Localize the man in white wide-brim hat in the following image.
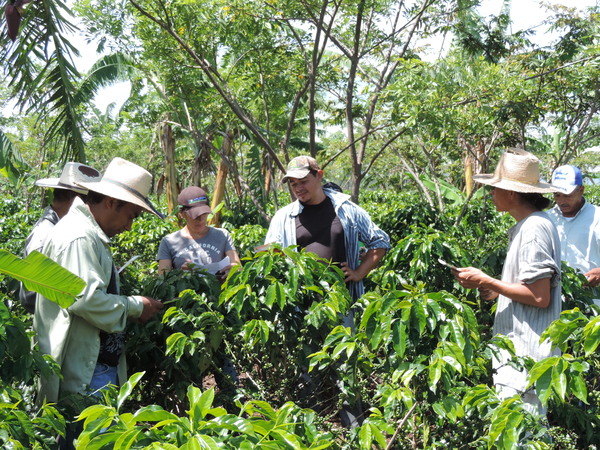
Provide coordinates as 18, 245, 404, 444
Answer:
33, 158, 164, 422
20, 162, 102, 313
453, 149, 562, 417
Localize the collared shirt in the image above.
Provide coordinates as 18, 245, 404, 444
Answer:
548, 199, 600, 303
547, 199, 600, 274
19, 206, 60, 312
33, 197, 144, 403
264, 188, 391, 299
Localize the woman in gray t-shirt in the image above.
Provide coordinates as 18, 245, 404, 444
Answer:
453, 149, 562, 416
157, 186, 240, 280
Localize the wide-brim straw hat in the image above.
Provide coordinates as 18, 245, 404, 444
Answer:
76, 157, 164, 218
35, 162, 101, 195
473, 149, 560, 194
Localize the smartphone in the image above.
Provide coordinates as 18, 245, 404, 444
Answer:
438, 258, 458, 271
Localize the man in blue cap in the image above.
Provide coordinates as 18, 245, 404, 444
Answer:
548, 165, 600, 301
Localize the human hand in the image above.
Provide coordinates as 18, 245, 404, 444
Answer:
181, 260, 195, 271
454, 267, 494, 290
215, 265, 232, 283
137, 297, 164, 323
478, 287, 499, 301
585, 268, 600, 287
340, 262, 363, 283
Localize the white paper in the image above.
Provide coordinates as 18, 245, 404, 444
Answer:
195, 256, 230, 275
118, 255, 140, 274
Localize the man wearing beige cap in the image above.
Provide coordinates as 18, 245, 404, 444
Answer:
34, 158, 164, 415
20, 162, 102, 313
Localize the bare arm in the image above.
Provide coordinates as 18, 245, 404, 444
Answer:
454, 267, 552, 308
226, 249, 241, 267
157, 259, 172, 276
341, 248, 387, 283
137, 296, 164, 322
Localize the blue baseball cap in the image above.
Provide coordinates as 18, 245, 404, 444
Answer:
551, 165, 583, 195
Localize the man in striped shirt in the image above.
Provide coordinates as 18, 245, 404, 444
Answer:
265, 155, 391, 302
265, 155, 390, 428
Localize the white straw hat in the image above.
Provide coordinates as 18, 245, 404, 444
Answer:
76, 157, 163, 218
473, 149, 560, 194
35, 162, 101, 195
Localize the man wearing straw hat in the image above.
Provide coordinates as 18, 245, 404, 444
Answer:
19, 162, 101, 313
452, 149, 562, 416
34, 158, 165, 410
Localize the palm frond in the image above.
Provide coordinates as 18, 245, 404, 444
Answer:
0, 0, 87, 161
0, 129, 29, 182
75, 52, 136, 104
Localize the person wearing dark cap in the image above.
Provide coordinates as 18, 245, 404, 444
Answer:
264, 155, 390, 428
20, 162, 102, 313
548, 165, 600, 302
157, 186, 240, 281
265, 155, 390, 301
34, 158, 165, 413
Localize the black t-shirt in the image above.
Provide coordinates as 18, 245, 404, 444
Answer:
97, 265, 125, 367
295, 196, 346, 264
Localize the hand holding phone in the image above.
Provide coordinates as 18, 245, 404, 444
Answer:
438, 258, 458, 271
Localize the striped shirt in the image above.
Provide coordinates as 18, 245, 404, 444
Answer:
493, 211, 562, 392
265, 188, 391, 299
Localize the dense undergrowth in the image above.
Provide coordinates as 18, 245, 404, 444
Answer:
1, 188, 600, 448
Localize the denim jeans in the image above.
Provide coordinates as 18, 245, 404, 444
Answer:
89, 362, 118, 397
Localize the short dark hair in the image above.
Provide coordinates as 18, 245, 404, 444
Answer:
53, 188, 78, 203
518, 192, 551, 211
86, 191, 127, 209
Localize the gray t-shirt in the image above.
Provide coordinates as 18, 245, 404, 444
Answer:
493, 211, 562, 392
157, 227, 236, 269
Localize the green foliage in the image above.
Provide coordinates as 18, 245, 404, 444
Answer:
126, 269, 222, 413
0, 385, 66, 449
0, 250, 84, 308
0, 302, 57, 387
77, 372, 335, 449
220, 247, 352, 410
561, 262, 596, 311
229, 223, 267, 259
368, 226, 470, 293
3, 180, 600, 448
310, 285, 530, 448
0, 300, 66, 448
526, 306, 600, 446
361, 190, 450, 244
0, 130, 29, 183
112, 210, 177, 295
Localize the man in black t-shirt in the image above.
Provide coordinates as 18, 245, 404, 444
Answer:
265, 155, 390, 300
265, 156, 391, 428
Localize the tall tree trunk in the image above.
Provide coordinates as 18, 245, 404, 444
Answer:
346, 0, 365, 203
161, 118, 178, 215
209, 131, 234, 226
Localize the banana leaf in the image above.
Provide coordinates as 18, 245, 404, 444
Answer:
0, 131, 29, 183
0, 250, 84, 308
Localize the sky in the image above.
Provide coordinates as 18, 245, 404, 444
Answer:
77, 0, 598, 113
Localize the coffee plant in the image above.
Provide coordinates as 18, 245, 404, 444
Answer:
2, 192, 600, 448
